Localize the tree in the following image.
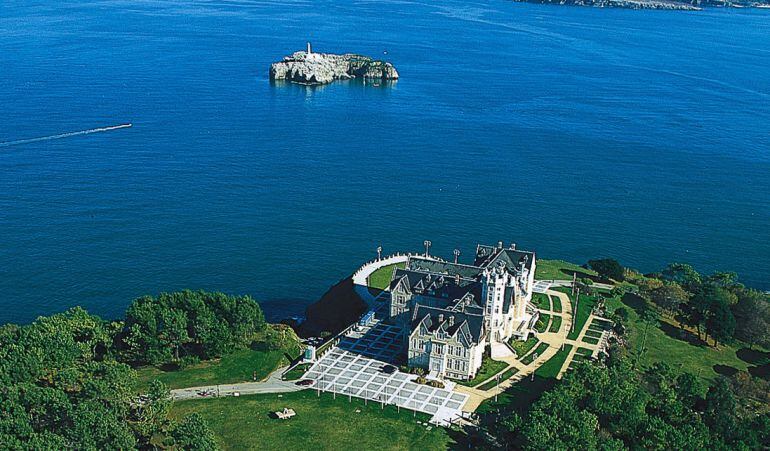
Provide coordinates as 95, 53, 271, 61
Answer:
588, 258, 624, 281
172, 413, 219, 451
661, 263, 702, 292
704, 378, 738, 443
650, 282, 690, 318
121, 290, 267, 366
706, 297, 735, 347
132, 379, 172, 443
675, 372, 703, 409
704, 272, 741, 290
637, 308, 660, 367
732, 289, 770, 349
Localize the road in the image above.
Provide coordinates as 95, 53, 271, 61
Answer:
170, 366, 305, 401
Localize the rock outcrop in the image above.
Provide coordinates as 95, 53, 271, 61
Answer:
299, 277, 368, 337
270, 44, 399, 85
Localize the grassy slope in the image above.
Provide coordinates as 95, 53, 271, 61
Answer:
605, 295, 753, 382
535, 259, 597, 281
367, 262, 405, 290
171, 391, 453, 451
137, 328, 303, 390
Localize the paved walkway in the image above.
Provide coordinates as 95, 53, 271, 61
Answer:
455, 289, 574, 411
170, 366, 304, 401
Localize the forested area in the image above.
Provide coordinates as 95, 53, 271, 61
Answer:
0, 290, 270, 450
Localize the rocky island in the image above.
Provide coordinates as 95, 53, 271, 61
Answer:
270, 43, 399, 85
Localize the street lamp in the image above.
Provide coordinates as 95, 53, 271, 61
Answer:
424, 240, 432, 257
453, 248, 461, 264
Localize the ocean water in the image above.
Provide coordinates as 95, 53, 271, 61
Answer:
1, 0, 768, 324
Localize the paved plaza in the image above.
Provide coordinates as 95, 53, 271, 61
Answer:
532, 280, 553, 293
305, 322, 469, 425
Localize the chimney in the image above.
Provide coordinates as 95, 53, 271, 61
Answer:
510, 243, 516, 250
448, 316, 455, 326
455, 273, 461, 284
497, 241, 503, 249
438, 313, 444, 324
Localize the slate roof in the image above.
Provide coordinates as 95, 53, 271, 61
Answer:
411, 304, 485, 345
474, 244, 535, 273
407, 257, 482, 279
390, 268, 482, 307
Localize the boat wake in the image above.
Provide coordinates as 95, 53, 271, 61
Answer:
0, 123, 132, 148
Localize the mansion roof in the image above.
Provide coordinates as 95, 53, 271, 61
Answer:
410, 304, 485, 345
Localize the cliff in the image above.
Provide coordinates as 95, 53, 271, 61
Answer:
270, 46, 399, 85
299, 277, 368, 337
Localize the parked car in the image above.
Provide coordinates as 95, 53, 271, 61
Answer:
295, 379, 315, 386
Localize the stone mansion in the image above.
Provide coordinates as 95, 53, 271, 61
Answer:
386, 242, 538, 381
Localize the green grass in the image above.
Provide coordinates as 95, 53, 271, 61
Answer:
510, 337, 538, 357
521, 343, 549, 365
477, 367, 519, 391
548, 316, 562, 333
566, 292, 598, 341
535, 345, 573, 379
582, 336, 600, 345
584, 329, 603, 339
457, 357, 507, 387
535, 259, 597, 281
535, 314, 550, 333
551, 295, 562, 313
137, 347, 296, 391
367, 262, 405, 290
171, 390, 452, 451
532, 293, 550, 310
136, 329, 303, 391
282, 363, 311, 381
605, 295, 756, 382
575, 347, 594, 357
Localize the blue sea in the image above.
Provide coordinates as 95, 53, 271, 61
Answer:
1, 0, 768, 324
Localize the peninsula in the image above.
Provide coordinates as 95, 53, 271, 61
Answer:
270, 43, 399, 85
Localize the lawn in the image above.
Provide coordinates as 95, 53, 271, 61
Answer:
137, 347, 296, 391
136, 329, 303, 391
457, 356, 507, 387
550, 295, 562, 313
478, 367, 519, 391
171, 390, 452, 451
535, 345, 573, 379
535, 314, 550, 333
282, 363, 311, 381
367, 262, 405, 290
566, 292, 598, 341
532, 293, 550, 310
510, 337, 538, 357
605, 294, 756, 382
548, 316, 562, 333
535, 259, 597, 281
521, 343, 549, 365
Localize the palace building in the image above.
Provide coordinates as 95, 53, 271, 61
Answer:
387, 242, 538, 380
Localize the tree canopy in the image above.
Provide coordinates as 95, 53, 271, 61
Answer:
119, 290, 266, 367
0, 294, 257, 450
588, 258, 625, 281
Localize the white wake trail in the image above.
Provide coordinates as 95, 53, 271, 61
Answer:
0, 123, 132, 148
